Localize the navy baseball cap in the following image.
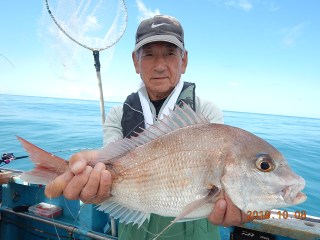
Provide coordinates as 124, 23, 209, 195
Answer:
134, 15, 185, 52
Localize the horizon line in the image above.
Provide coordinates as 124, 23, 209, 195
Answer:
1, 93, 319, 120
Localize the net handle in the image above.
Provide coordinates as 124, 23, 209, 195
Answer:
44, 0, 128, 52
94, 50, 106, 124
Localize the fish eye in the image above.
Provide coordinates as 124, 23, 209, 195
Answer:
260, 162, 271, 171
255, 154, 274, 172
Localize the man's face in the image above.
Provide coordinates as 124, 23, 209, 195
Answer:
132, 41, 188, 101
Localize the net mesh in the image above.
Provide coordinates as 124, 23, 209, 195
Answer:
41, 0, 127, 81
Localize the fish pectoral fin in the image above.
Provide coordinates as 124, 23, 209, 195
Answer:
176, 217, 204, 223
153, 186, 220, 240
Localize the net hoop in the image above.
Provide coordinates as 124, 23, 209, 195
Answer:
44, 0, 127, 52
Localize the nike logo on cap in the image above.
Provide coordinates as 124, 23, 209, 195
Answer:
151, 23, 170, 28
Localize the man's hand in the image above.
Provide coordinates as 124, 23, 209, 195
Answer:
0, 172, 11, 185
207, 192, 253, 227
45, 150, 112, 205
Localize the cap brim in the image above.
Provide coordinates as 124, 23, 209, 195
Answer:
134, 35, 185, 52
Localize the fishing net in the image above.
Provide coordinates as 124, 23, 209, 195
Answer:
41, 0, 127, 124
41, 0, 127, 82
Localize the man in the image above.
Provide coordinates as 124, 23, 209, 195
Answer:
46, 15, 252, 239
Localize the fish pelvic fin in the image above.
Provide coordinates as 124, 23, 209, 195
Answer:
92, 102, 210, 165
16, 136, 69, 185
153, 186, 220, 240
97, 199, 150, 228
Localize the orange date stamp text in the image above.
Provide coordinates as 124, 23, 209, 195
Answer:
247, 211, 306, 220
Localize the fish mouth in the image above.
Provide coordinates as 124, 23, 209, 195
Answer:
281, 181, 307, 205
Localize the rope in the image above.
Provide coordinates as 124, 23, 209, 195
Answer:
2, 215, 80, 239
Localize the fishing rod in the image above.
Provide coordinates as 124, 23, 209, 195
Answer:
0, 147, 99, 167
0, 54, 15, 68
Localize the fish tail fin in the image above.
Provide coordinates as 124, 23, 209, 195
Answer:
16, 136, 70, 185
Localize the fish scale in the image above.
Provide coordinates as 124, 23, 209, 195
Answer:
107, 124, 228, 220
17, 103, 306, 233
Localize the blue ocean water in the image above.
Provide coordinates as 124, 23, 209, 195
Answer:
1, 94, 319, 218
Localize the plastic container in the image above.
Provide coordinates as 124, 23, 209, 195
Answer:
28, 202, 62, 219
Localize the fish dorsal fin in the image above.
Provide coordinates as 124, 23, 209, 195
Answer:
92, 102, 209, 164
97, 199, 150, 228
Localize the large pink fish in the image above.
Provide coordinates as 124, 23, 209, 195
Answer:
17, 104, 306, 238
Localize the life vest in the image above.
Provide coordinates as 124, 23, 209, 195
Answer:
121, 81, 196, 138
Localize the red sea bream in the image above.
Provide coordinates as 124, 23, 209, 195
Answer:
17, 104, 307, 236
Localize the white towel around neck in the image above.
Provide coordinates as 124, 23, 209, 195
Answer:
138, 79, 184, 129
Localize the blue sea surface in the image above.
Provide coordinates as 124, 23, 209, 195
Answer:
1, 94, 319, 218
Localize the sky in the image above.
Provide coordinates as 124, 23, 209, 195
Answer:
0, 0, 319, 118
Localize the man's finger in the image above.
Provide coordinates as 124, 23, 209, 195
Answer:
207, 199, 227, 226
69, 152, 88, 174
242, 210, 254, 223
223, 193, 242, 227
63, 166, 92, 200
79, 162, 105, 203
45, 172, 74, 198
69, 150, 99, 174
92, 170, 112, 205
